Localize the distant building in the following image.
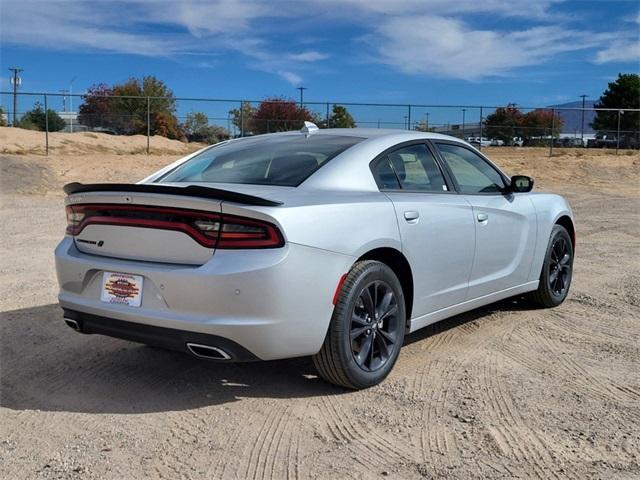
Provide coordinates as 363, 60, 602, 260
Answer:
56, 111, 88, 132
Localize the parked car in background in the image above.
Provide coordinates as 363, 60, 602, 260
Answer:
55, 125, 575, 389
490, 138, 505, 146
587, 133, 638, 149
466, 137, 491, 147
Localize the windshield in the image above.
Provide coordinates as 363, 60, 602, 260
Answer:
158, 134, 364, 187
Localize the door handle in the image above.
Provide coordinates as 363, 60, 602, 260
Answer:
404, 211, 420, 223
477, 212, 489, 223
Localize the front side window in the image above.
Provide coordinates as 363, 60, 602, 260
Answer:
436, 143, 506, 194
158, 135, 364, 187
372, 144, 448, 192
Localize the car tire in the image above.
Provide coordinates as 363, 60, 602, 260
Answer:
312, 260, 406, 389
528, 225, 574, 308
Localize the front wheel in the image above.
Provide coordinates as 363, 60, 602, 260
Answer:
528, 225, 574, 307
312, 260, 406, 389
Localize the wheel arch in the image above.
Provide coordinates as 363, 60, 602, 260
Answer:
356, 247, 414, 324
555, 215, 575, 248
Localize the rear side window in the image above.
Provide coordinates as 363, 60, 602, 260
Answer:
372, 144, 448, 192
159, 135, 364, 187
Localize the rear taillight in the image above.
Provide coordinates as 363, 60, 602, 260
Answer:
65, 204, 284, 249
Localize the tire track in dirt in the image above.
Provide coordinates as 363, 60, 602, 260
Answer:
407, 311, 518, 470
229, 402, 306, 480
477, 352, 579, 480
537, 329, 640, 406
498, 320, 640, 422
551, 306, 640, 342
317, 394, 416, 472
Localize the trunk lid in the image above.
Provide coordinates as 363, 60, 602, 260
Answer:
64, 182, 285, 265
67, 191, 223, 265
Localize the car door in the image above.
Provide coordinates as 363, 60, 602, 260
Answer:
371, 142, 475, 318
433, 141, 537, 299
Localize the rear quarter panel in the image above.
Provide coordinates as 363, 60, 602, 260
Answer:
220, 191, 401, 258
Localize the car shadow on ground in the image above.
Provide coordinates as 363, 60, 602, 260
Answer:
1, 298, 538, 415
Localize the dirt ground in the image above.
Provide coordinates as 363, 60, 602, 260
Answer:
1, 129, 639, 479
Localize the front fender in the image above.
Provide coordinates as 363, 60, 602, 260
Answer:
527, 193, 574, 282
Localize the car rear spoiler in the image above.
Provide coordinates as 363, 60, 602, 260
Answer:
63, 182, 283, 207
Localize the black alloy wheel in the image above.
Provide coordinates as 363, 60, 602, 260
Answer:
350, 281, 400, 372
313, 260, 406, 389
549, 235, 571, 297
529, 224, 574, 307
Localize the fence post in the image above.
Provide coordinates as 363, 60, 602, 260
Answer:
326, 102, 330, 128
407, 105, 412, 130
240, 101, 244, 137
146, 96, 150, 154
479, 106, 484, 151
549, 108, 555, 157
616, 110, 622, 154
44, 94, 49, 156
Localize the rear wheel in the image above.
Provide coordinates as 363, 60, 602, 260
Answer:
313, 261, 406, 389
528, 225, 574, 307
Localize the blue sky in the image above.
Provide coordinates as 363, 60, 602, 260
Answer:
1, 0, 638, 126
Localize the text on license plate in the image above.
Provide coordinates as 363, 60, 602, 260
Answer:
100, 272, 143, 307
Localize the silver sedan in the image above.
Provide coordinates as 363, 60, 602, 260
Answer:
55, 124, 575, 388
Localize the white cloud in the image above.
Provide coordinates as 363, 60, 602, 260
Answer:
0, 0, 327, 85
0, 0, 636, 84
595, 40, 640, 64
278, 71, 303, 85
322, 0, 562, 19
370, 16, 617, 80
287, 51, 330, 62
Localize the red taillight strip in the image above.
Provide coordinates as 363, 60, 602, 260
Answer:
66, 204, 284, 249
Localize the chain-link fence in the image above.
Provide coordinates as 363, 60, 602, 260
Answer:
1, 91, 638, 156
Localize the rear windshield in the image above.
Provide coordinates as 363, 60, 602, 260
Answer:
158, 134, 364, 187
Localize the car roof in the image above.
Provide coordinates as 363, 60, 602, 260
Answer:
263, 127, 458, 142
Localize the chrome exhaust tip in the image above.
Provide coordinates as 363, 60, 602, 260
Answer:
186, 343, 232, 360
64, 318, 80, 331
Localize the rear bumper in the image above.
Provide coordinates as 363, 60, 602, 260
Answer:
62, 308, 259, 361
55, 237, 354, 360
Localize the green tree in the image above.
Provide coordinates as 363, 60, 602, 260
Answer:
592, 73, 640, 136
19, 102, 66, 131
0, 106, 7, 126
229, 101, 256, 136
78, 76, 182, 139
183, 111, 230, 144
111, 76, 180, 138
327, 105, 356, 128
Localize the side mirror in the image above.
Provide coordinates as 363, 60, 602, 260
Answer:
510, 175, 534, 193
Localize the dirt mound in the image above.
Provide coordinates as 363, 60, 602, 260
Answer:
0, 126, 204, 156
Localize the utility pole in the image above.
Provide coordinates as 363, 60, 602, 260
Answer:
69, 76, 77, 133
462, 108, 466, 139
59, 90, 69, 111
579, 94, 588, 145
297, 86, 307, 107
9, 67, 23, 127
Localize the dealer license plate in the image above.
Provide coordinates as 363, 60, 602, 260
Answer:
100, 272, 143, 307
